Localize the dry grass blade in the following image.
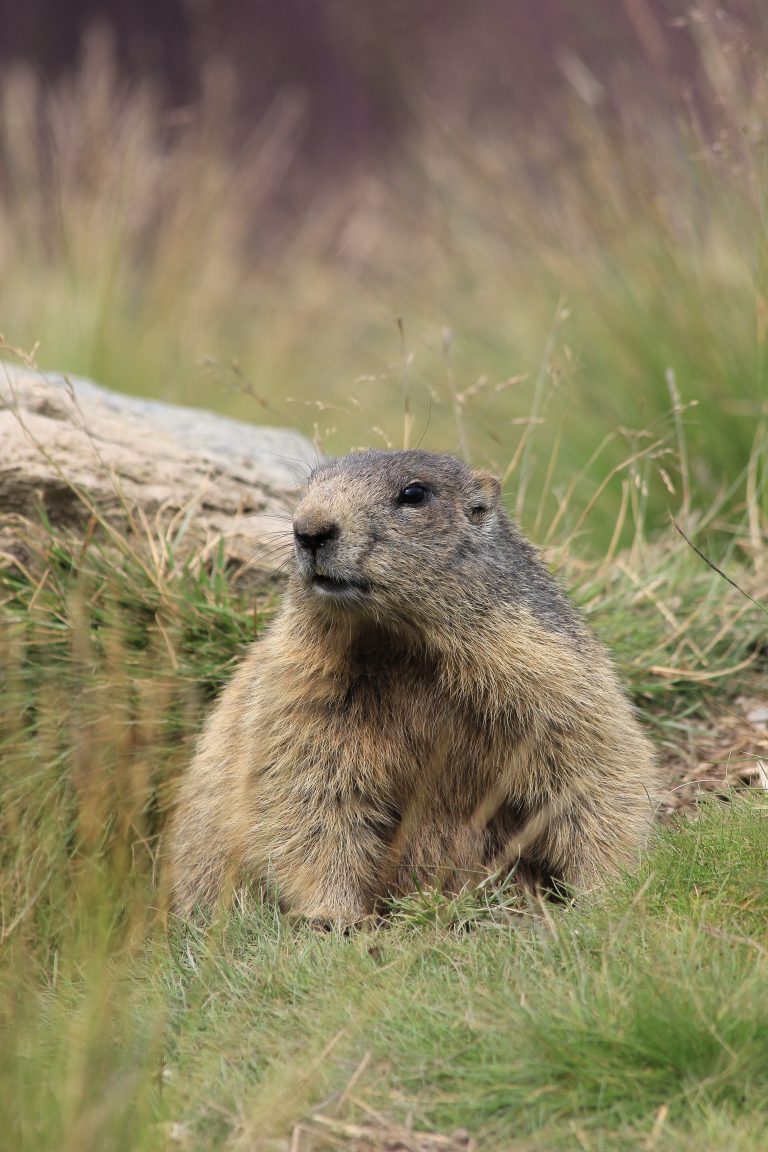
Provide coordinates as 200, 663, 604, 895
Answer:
672, 519, 768, 617
0, 872, 53, 944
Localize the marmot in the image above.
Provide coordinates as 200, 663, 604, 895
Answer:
168, 450, 658, 924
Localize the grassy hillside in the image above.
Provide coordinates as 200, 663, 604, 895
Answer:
2, 10, 768, 1149
1, 443, 766, 1149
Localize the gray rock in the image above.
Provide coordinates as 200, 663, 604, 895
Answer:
0, 361, 315, 577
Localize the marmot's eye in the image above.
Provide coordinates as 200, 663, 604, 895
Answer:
398, 483, 429, 506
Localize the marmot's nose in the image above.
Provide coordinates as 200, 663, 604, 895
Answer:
293, 520, 339, 557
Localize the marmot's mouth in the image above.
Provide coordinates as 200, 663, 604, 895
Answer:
311, 572, 370, 595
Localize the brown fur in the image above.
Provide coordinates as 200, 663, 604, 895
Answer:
168, 450, 659, 924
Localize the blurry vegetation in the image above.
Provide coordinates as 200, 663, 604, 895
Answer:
1, 9, 767, 548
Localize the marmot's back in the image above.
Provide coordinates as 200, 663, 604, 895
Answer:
168, 450, 659, 924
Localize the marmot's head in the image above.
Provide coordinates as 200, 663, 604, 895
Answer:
290, 450, 504, 630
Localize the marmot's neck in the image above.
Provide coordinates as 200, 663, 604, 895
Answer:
300, 609, 423, 655
286, 593, 496, 667
282, 596, 595, 723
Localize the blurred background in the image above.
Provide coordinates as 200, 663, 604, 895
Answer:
1, 1, 766, 548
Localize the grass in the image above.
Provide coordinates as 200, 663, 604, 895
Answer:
3, 788, 767, 1151
1, 465, 766, 1149
2, 9, 768, 1150
168, 797, 768, 1152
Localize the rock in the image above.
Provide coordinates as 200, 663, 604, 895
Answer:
0, 362, 315, 578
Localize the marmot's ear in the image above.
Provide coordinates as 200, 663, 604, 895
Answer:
468, 469, 501, 523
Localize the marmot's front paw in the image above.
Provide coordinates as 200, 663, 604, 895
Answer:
302, 908, 377, 934
307, 916, 357, 934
